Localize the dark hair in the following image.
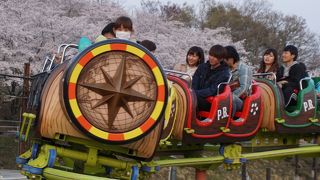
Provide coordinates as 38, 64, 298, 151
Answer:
114, 16, 133, 31
139, 40, 157, 52
209, 45, 226, 61
283, 45, 298, 61
225, 46, 240, 63
101, 22, 115, 37
257, 48, 279, 73
186, 46, 205, 66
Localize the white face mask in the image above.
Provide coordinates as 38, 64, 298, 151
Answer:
116, 31, 131, 40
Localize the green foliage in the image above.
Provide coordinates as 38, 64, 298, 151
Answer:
203, 4, 271, 64
141, 0, 197, 27
160, 2, 196, 27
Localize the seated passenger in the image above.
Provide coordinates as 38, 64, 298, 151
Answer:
257, 48, 279, 81
174, 46, 205, 81
276, 45, 308, 107
225, 46, 253, 121
95, 22, 116, 42
192, 45, 230, 116
113, 16, 136, 41
139, 40, 157, 53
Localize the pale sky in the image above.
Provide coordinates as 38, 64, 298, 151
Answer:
120, 0, 320, 35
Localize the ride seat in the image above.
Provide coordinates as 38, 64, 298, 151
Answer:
197, 84, 231, 119
286, 77, 315, 114
232, 84, 261, 120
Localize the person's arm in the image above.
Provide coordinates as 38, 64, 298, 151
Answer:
192, 66, 201, 90
276, 67, 284, 81
173, 64, 186, 72
194, 73, 230, 98
283, 64, 306, 89
233, 64, 253, 97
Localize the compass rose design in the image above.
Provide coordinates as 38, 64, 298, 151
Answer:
79, 57, 155, 128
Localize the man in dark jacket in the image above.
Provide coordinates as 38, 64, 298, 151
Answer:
192, 45, 231, 113
276, 45, 308, 107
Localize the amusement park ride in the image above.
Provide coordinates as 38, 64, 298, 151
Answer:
16, 39, 320, 179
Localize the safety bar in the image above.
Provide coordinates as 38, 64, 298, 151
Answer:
253, 72, 277, 85
60, 44, 78, 63
299, 76, 312, 90
41, 44, 76, 72
57, 44, 69, 54
164, 69, 192, 88
248, 80, 256, 94
41, 55, 55, 72
217, 73, 232, 95
217, 82, 229, 95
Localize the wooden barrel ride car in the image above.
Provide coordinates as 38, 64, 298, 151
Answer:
38, 40, 168, 159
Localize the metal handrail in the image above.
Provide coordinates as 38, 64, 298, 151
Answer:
217, 73, 232, 95
57, 44, 69, 54
41, 44, 69, 72
299, 76, 312, 90
253, 72, 277, 85
164, 69, 192, 88
41, 55, 56, 72
40, 43, 79, 73
60, 44, 78, 63
217, 82, 229, 95
248, 80, 256, 94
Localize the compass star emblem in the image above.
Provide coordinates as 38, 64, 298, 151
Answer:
79, 57, 155, 128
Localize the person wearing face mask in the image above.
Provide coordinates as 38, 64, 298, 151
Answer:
257, 48, 279, 81
113, 16, 136, 41
276, 45, 308, 108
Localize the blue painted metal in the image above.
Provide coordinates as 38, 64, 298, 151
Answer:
48, 149, 57, 168
141, 166, 151, 172
131, 166, 139, 180
224, 158, 233, 164
155, 166, 161, 171
240, 158, 247, 163
31, 143, 39, 159
219, 145, 225, 156
22, 164, 30, 172
28, 166, 43, 175
16, 157, 28, 165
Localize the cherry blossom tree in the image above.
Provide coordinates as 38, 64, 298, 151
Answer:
0, 0, 245, 75
133, 10, 246, 69
0, 0, 124, 74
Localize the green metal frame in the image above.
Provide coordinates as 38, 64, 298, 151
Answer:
19, 113, 36, 141
18, 133, 320, 180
